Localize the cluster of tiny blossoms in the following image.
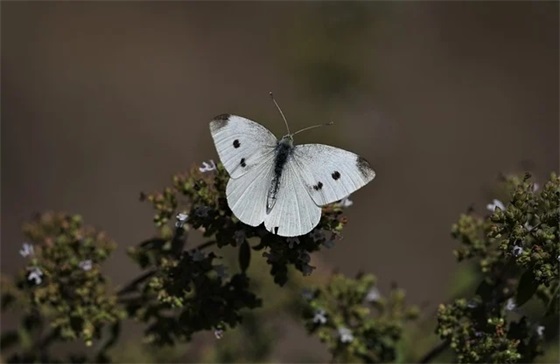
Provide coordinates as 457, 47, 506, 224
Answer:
1, 212, 123, 357
302, 273, 418, 363
138, 160, 350, 286
121, 160, 354, 344
437, 173, 559, 363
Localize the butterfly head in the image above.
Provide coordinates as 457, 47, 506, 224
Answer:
279, 134, 294, 147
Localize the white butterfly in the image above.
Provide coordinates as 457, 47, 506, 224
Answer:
209, 102, 375, 237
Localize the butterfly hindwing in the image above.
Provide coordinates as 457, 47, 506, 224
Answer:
210, 114, 277, 178
263, 157, 322, 237
226, 155, 275, 227
291, 144, 376, 206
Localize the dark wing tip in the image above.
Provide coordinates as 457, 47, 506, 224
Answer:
210, 114, 231, 131
356, 156, 376, 180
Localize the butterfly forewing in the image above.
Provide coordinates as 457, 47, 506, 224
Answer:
291, 144, 376, 206
210, 114, 277, 178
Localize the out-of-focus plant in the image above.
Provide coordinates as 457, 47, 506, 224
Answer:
1, 213, 124, 362
301, 273, 418, 363
434, 173, 559, 363
1, 166, 558, 363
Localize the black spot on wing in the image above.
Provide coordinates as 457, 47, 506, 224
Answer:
274, 226, 279, 235
356, 156, 374, 178
210, 114, 230, 130
332, 171, 341, 180
233, 139, 240, 148
240, 158, 247, 167
313, 181, 323, 191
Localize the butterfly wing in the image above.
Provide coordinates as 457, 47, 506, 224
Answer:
226, 154, 275, 227
209, 114, 277, 178
291, 144, 376, 206
263, 158, 322, 237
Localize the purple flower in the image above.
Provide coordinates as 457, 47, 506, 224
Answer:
79, 260, 92, 271
506, 298, 516, 311
338, 195, 353, 208
214, 329, 224, 339
199, 160, 216, 173
27, 267, 43, 285
486, 199, 505, 212
338, 327, 354, 343
175, 212, 189, 228
467, 300, 479, 309
312, 309, 327, 325
365, 287, 381, 302
19, 243, 34, 258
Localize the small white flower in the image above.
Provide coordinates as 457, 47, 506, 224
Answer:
536, 325, 545, 337
175, 212, 189, 228
365, 287, 381, 302
79, 260, 92, 271
286, 237, 300, 249
506, 298, 516, 311
199, 160, 217, 173
214, 265, 228, 279
214, 329, 224, 339
312, 309, 327, 325
512, 246, 524, 257
532, 183, 539, 192
234, 230, 246, 245
19, 243, 34, 258
191, 250, 205, 262
338, 195, 353, 208
338, 327, 354, 343
486, 199, 505, 212
27, 267, 43, 285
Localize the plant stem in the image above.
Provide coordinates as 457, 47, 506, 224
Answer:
419, 340, 449, 363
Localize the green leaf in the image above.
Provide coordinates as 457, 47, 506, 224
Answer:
239, 241, 251, 273
515, 270, 538, 307
475, 279, 494, 302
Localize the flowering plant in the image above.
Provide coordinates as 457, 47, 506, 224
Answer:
1, 165, 558, 363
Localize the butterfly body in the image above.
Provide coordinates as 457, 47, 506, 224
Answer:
209, 114, 375, 237
268, 135, 294, 213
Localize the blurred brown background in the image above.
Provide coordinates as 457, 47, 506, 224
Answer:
1, 1, 558, 360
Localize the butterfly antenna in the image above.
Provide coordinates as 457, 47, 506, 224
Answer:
269, 92, 290, 134
292, 121, 334, 137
